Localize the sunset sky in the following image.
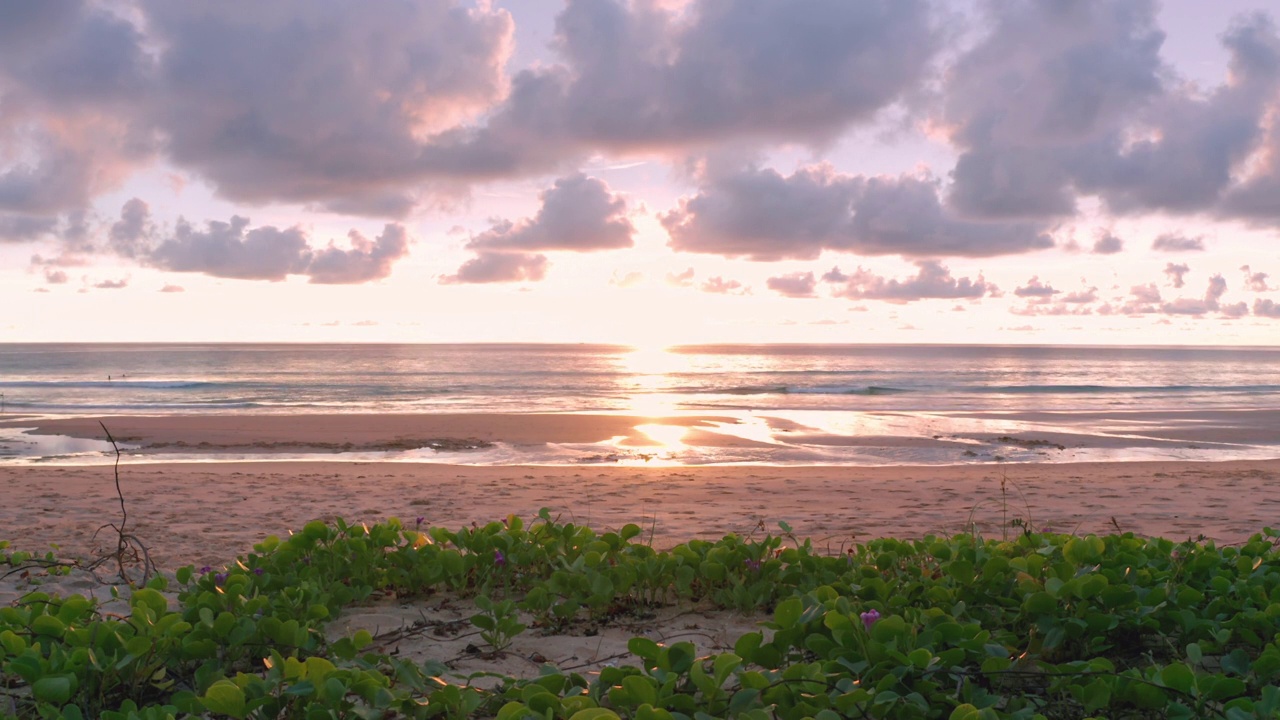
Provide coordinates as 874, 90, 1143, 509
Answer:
3, 0, 1280, 345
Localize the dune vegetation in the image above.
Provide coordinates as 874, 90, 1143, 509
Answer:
3, 504, 1280, 719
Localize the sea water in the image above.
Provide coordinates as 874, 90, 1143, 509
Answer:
1, 343, 1279, 465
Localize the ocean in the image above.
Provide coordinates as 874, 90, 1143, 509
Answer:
2, 343, 1279, 465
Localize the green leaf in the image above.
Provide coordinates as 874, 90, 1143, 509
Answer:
1160, 663, 1197, 695
0, 629, 28, 654
622, 676, 657, 707
201, 680, 247, 719
1023, 592, 1056, 615
125, 636, 152, 656
31, 614, 67, 638
1186, 643, 1202, 665
734, 632, 763, 661
352, 629, 373, 651
1204, 676, 1247, 702
870, 615, 906, 644
712, 652, 742, 683
568, 710, 621, 720
496, 701, 531, 720
1081, 678, 1111, 712
628, 636, 661, 662
774, 597, 802, 628
1221, 649, 1252, 676
32, 676, 73, 705
131, 588, 168, 616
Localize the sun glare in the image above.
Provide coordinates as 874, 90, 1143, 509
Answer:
618, 345, 692, 416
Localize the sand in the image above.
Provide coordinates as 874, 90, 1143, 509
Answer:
2, 413, 1277, 681
3, 457, 1278, 571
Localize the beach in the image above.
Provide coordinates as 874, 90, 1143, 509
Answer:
1, 412, 1277, 571
2, 411, 1279, 688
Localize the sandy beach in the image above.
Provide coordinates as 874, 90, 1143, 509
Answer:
0, 440, 1276, 570
2, 412, 1278, 684
1, 413, 1278, 571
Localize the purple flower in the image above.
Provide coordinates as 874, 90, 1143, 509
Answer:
415, 516, 425, 527
744, 558, 762, 572
860, 609, 880, 631
214, 573, 228, 586
200, 566, 213, 574
253, 568, 264, 576
494, 550, 506, 567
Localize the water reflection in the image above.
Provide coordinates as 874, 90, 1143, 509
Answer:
616, 346, 689, 416
0, 427, 137, 462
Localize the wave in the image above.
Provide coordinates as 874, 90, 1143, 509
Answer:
0, 380, 218, 389
1, 401, 267, 411
716, 385, 910, 396
966, 384, 1280, 395
704, 383, 1280, 398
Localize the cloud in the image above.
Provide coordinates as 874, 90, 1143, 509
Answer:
1151, 233, 1206, 252
662, 165, 1053, 260
609, 271, 643, 288
0, 214, 59, 243
1010, 303, 1093, 317
1014, 276, 1059, 298
666, 267, 695, 287
44, 269, 68, 285
1164, 262, 1190, 288
0, 2, 155, 235
1220, 301, 1249, 318
109, 198, 153, 257
93, 277, 129, 289
766, 272, 817, 298
1009, 283, 1098, 316
6, 0, 914, 227
830, 260, 997, 303
468, 175, 633, 252
1130, 283, 1162, 304
159, 284, 184, 292
142, 0, 515, 214
943, 3, 1280, 221
1152, 273, 1234, 316
422, 0, 940, 176
147, 217, 312, 281
441, 251, 547, 284
1092, 231, 1124, 254
146, 214, 412, 282
307, 225, 409, 284
1062, 287, 1098, 304
701, 276, 748, 295
821, 266, 849, 283
943, 0, 1166, 218
1254, 298, 1280, 318
1241, 265, 1272, 291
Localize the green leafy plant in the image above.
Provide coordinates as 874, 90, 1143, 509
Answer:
4, 514, 1280, 718
471, 595, 527, 652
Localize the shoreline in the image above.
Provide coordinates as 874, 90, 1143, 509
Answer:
1, 457, 1277, 571
3, 409, 1279, 467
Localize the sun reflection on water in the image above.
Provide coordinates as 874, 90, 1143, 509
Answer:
633, 423, 689, 450
617, 345, 692, 416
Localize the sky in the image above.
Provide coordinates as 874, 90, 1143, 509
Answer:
3, 0, 1280, 346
